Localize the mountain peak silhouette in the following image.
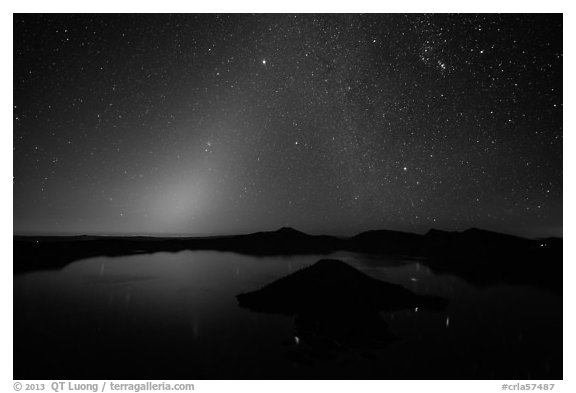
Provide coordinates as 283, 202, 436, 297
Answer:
274, 227, 307, 236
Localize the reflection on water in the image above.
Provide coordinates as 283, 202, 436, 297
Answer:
13, 251, 562, 379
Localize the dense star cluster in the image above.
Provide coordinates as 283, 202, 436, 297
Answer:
13, 14, 562, 237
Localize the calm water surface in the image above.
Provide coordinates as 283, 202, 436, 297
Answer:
14, 251, 562, 379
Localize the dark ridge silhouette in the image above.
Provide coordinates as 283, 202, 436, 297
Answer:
346, 229, 426, 254
211, 226, 341, 254
424, 227, 532, 255
12, 227, 341, 274
13, 226, 562, 292
421, 228, 562, 292
236, 259, 446, 353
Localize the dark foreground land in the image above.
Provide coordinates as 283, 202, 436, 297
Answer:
13, 227, 562, 379
14, 226, 562, 291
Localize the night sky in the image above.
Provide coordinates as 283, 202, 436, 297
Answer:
13, 14, 562, 237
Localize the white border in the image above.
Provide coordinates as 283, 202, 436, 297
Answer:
4, 2, 572, 392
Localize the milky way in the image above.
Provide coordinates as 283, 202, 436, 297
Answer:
13, 14, 563, 237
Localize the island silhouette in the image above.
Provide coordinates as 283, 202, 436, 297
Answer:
13, 227, 562, 379
237, 259, 447, 355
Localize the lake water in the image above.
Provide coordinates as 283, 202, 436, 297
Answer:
13, 250, 562, 379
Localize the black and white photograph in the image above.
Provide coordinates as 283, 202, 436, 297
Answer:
9, 5, 569, 387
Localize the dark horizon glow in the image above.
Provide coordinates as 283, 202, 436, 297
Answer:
14, 14, 563, 239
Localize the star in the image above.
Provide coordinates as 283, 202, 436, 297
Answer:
12, 14, 562, 238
